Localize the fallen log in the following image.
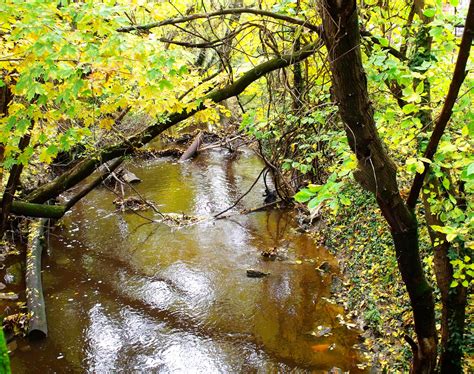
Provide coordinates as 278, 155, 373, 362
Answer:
25, 218, 48, 340
0, 157, 124, 219
118, 169, 141, 184
179, 132, 202, 162
2, 200, 65, 219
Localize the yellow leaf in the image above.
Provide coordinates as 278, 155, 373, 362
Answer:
99, 117, 114, 130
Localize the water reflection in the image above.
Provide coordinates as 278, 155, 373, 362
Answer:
11, 149, 364, 373
86, 304, 122, 373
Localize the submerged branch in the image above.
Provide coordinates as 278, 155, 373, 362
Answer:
26, 218, 48, 340
213, 167, 266, 218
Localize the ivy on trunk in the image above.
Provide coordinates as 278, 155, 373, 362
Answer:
318, 1, 437, 371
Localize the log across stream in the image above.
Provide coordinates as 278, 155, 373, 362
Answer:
11, 148, 366, 373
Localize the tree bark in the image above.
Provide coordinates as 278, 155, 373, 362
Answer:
26, 218, 48, 340
292, 0, 304, 112
1, 199, 65, 219
318, 1, 437, 371
179, 132, 202, 162
0, 157, 123, 219
0, 122, 33, 237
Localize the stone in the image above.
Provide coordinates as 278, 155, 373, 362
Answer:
318, 261, 331, 272
246, 269, 270, 278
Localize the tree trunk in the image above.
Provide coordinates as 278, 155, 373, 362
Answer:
318, 1, 437, 371
179, 132, 202, 162
423, 177, 467, 373
292, 0, 304, 112
0, 123, 33, 237
405, 2, 473, 369
0, 199, 66, 219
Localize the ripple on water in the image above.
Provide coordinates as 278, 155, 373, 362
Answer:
10, 149, 366, 373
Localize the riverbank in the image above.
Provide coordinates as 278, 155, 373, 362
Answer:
311, 185, 473, 372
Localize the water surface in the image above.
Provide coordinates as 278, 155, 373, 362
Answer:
11, 149, 364, 373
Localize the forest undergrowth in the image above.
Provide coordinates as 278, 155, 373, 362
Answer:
312, 186, 473, 372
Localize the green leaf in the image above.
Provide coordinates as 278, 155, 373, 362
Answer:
0, 326, 10, 374
402, 103, 417, 114
307, 184, 322, 193
415, 161, 424, 174
308, 196, 320, 210
415, 81, 424, 94
467, 162, 474, 176
446, 233, 457, 242
340, 196, 351, 206
159, 79, 173, 90
423, 8, 436, 17
378, 37, 389, 47
294, 189, 314, 203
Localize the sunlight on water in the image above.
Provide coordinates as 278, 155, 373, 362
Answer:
11, 149, 365, 373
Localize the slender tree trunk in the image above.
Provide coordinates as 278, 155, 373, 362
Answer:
292, 0, 304, 112
0, 122, 33, 237
423, 177, 467, 373
318, 1, 437, 371
406, 1, 473, 369
0, 84, 13, 187
407, 5, 463, 370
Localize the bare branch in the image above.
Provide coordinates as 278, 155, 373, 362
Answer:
117, 8, 321, 34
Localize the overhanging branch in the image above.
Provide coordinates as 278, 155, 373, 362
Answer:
3, 157, 124, 219
117, 8, 322, 34
26, 40, 323, 205
360, 30, 407, 61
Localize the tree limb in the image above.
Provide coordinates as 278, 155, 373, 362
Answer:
26, 40, 323, 205
117, 7, 322, 34
406, 0, 473, 210
360, 30, 407, 61
0, 157, 123, 219
0, 200, 66, 219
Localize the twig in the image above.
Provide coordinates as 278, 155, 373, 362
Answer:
215, 200, 283, 220
213, 167, 266, 218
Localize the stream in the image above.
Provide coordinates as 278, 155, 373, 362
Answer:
10, 148, 365, 373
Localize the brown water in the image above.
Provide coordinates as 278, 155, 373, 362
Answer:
10, 149, 364, 373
